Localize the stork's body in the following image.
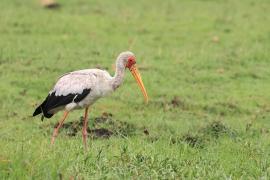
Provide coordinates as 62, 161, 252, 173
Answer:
34, 69, 116, 118
33, 51, 148, 149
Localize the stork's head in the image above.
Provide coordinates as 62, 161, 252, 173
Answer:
116, 51, 149, 103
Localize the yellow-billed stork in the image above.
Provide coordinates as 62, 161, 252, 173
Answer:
33, 51, 148, 149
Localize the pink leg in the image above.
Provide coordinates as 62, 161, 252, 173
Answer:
82, 107, 89, 150
51, 111, 69, 145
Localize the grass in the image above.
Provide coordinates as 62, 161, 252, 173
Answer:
0, 0, 270, 178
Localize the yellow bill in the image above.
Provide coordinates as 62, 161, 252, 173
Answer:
129, 65, 149, 103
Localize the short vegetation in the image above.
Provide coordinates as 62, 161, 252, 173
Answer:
0, 0, 270, 179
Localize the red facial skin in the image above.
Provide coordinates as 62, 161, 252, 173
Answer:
126, 56, 136, 69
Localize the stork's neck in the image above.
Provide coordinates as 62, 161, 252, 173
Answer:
111, 60, 125, 90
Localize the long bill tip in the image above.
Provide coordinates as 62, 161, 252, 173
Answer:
129, 65, 149, 104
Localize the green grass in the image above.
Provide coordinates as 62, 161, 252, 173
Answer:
1, 0, 270, 178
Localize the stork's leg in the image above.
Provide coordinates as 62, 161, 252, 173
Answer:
51, 111, 69, 145
82, 107, 89, 150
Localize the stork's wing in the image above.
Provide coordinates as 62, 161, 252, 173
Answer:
33, 69, 110, 119
35, 88, 91, 118
51, 70, 98, 96
47, 88, 91, 108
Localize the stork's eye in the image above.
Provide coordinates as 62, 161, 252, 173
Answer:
126, 56, 136, 68
127, 56, 135, 63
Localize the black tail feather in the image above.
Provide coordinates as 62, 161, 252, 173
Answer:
33, 105, 42, 116
33, 98, 54, 120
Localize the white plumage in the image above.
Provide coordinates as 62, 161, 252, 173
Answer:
51, 69, 114, 112
33, 51, 148, 149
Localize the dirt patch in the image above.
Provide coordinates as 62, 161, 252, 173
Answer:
199, 121, 236, 138
171, 121, 237, 148
181, 134, 204, 148
94, 112, 113, 123
143, 128, 149, 135
19, 89, 27, 96
170, 96, 183, 108
161, 96, 191, 111
61, 118, 83, 137
56, 112, 138, 139
44, 120, 113, 138
89, 128, 113, 139
203, 102, 247, 116
41, 0, 60, 9
170, 134, 204, 148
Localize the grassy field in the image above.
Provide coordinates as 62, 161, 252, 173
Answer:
1, 0, 270, 179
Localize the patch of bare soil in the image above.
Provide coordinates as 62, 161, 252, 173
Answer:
160, 96, 191, 111
57, 112, 139, 139
41, 0, 60, 9
89, 128, 113, 139
170, 121, 237, 148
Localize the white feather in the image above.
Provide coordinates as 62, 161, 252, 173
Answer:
49, 69, 114, 110
51, 69, 112, 95
43, 51, 134, 113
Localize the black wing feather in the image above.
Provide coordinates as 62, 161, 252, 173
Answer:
74, 89, 91, 102
33, 88, 91, 119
